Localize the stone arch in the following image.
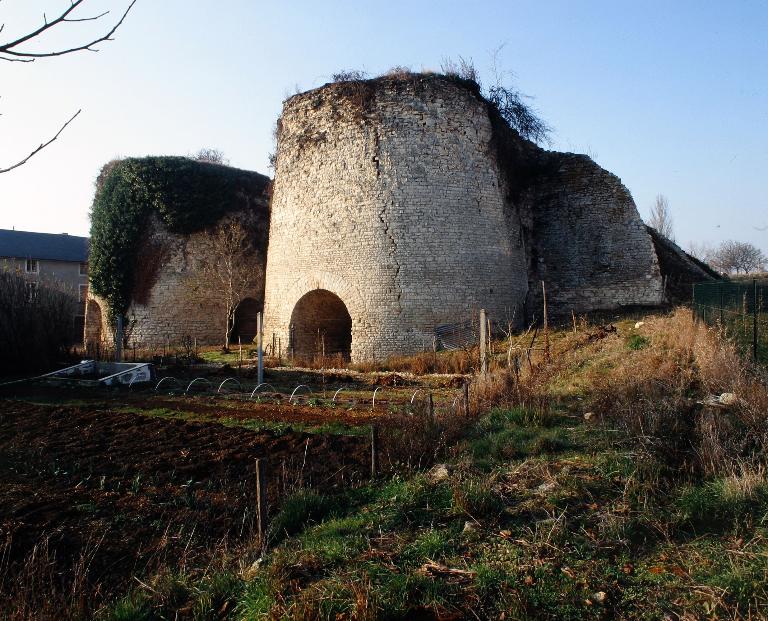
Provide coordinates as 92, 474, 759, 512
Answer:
84, 298, 104, 346
232, 297, 260, 343
289, 289, 352, 359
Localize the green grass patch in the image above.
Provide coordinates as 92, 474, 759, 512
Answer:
677, 477, 768, 532
625, 333, 650, 350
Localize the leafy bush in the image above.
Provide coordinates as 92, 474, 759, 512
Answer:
89, 157, 269, 319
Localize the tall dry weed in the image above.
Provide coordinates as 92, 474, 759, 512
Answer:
590, 310, 768, 478
352, 349, 474, 376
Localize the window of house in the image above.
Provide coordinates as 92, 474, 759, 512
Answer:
79, 284, 89, 303
25, 258, 38, 274
79, 262, 88, 275
26, 281, 38, 302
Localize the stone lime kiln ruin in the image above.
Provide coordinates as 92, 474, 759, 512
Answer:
261, 74, 663, 361
89, 73, 714, 361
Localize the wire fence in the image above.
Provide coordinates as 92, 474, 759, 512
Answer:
692, 280, 767, 363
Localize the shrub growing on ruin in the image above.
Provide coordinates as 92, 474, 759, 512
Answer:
331, 69, 368, 82
439, 55, 551, 145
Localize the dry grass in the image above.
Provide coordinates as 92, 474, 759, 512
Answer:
352, 349, 474, 376
580, 310, 768, 478
454, 308, 768, 481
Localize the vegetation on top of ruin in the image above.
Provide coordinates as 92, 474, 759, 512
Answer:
283, 60, 552, 147
89, 156, 270, 319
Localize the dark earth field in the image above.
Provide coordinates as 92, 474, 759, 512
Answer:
0, 395, 372, 616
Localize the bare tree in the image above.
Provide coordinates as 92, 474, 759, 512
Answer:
0, 1, 137, 173
648, 194, 674, 241
710, 240, 766, 275
188, 219, 261, 351
194, 148, 229, 166
686, 241, 717, 263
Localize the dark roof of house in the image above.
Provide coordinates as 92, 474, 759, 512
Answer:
0, 229, 89, 263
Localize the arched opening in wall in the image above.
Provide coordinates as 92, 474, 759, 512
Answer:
289, 290, 352, 360
84, 299, 103, 346
232, 297, 260, 343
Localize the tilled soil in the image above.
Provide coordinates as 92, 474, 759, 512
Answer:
0, 400, 369, 612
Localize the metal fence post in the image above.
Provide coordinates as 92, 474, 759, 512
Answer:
719, 284, 724, 327
754, 279, 759, 361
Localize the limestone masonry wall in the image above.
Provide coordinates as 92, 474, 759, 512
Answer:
86, 207, 269, 350
523, 153, 663, 316
124, 210, 268, 348
262, 77, 529, 361
94, 75, 675, 360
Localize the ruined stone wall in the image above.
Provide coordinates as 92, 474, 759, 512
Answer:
115, 209, 268, 349
262, 76, 529, 361
646, 226, 721, 304
523, 153, 663, 317
84, 293, 109, 347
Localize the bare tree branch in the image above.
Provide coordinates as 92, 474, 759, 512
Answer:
648, 194, 675, 241
1, 2, 136, 173
0, 109, 80, 174
0, 0, 136, 60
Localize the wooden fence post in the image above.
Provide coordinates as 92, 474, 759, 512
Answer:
115, 315, 123, 362
255, 458, 268, 544
370, 425, 379, 478
428, 392, 435, 424
542, 281, 550, 362
257, 312, 264, 385
463, 382, 470, 418
479, 309, 487, 374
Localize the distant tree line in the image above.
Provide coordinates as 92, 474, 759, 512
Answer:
648, 194, 765, 275
688, 240, 766, 275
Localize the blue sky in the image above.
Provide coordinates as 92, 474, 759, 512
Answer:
1, 0, 766, 255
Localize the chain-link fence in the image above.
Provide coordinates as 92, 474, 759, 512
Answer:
692, 280, 767, 363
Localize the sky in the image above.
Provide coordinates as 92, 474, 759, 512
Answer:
1, 0, 766, 256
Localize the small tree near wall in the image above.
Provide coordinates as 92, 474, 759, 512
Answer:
648, 194, 675, 241
187, 219, 261, 351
